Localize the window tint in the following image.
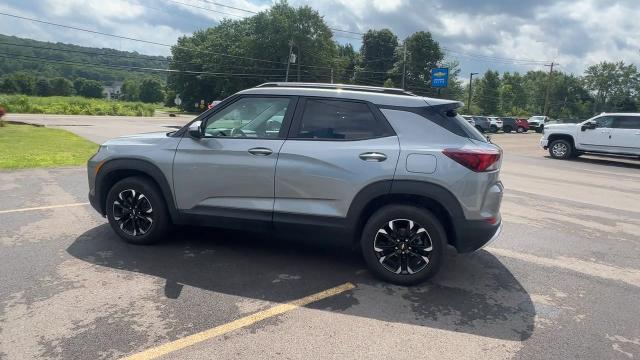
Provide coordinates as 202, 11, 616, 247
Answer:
203, 97, 290, 138
613, 116, 640, 129
296, 99, 388, 140
593, 116, 614, 128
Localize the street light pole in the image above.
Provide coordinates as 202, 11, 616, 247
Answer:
467, 72, 478, 113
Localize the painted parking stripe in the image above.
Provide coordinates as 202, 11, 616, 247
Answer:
0, 202, 90, 214
122, 282, 356, 360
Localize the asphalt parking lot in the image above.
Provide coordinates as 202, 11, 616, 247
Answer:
1, 116, 639, 359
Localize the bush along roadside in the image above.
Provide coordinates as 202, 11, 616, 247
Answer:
0, 95, 155, 116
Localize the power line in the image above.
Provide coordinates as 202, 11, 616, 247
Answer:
170, 0, 365, 36
0, 53, 293, 79
0, 41, 289, 73
0, 11, 287, 65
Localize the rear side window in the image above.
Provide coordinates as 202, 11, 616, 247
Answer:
294, 99, 392, 140
613, 116, 640, 129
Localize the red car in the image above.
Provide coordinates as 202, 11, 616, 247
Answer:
500, 117, 529, 133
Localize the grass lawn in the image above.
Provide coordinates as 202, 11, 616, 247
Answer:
0, 124, 98, 169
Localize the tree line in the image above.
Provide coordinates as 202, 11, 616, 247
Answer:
0, 1, 637, 117
466, 61, 639, 119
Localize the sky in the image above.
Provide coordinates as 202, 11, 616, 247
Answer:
1, 0, 639, 81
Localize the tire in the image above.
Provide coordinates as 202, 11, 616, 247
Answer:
548, 139, 573, 160
490, 125, 498, 133
516, 126, 525, 133
105, 176, 171, 245
535, 126, 543, 133
503, 126, 512, 133
475, 125, 485, 133
360, 204, 446, 285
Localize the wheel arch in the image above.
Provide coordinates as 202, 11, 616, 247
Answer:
95, 158, 178, 220
346, 180, 464, 248
547, 133, 575, 149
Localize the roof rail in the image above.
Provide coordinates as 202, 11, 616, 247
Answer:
255, 82, 416, 96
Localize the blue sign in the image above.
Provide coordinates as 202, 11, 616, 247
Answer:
431, 68, 449, 88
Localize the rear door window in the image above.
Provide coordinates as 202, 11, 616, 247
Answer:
612, 116, 640, 129
292, 98, 393, 140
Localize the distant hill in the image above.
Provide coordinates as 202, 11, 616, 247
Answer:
0, 34, 168, 84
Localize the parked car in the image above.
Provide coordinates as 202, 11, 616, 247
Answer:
472, 116, 492, 133
461, 115, 475, 126
527, 115, 551, 133
87, 82, 504, 285
541, 112, 640, 159
500, 117, 529, 133
487, 116, 503, 133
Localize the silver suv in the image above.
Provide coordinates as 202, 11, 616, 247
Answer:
87, 83, 504, 285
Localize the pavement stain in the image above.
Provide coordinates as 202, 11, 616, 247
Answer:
0, 259, 175, 360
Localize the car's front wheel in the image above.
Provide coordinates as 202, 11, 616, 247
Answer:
105, 176, 170, 245
548, 139, 573, 159
360, 205, 446, 285
490, 125, 498, 133
503, 126, 512, 133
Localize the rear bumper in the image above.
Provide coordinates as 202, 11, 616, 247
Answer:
453, 217, 502, 253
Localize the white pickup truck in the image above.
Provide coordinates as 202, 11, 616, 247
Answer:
540, 113, 640, 159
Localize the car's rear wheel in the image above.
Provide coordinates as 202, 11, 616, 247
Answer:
549, 139, 573, 159
106, 176, 170, 245
503, 126, 512, 133
517, 126, 525, 133
360, 205, 446, 285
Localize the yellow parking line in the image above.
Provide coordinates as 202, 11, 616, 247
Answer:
0, 202, 90, 214
122, 282, 356, 360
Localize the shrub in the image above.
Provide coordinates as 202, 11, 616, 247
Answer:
0, 95, 155, 116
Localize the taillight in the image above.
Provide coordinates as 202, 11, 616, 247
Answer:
443, 148, 501, 172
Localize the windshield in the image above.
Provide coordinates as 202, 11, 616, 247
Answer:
529, 116, 545, 121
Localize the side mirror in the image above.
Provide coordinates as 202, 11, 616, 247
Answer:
581, 121, 596, 131
188, 120, 203, 139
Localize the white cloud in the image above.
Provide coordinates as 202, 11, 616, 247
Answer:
0, 0, 638, 75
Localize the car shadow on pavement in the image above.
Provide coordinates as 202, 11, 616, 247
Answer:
68, 224, 535, 341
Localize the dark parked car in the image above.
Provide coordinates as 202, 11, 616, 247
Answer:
500, 117, 529, 133
472, 116, 491, 133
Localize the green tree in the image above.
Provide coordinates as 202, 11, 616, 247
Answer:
50, 77, 74, 96
78, 80, 104, 98
356, 29, 398, 86
168, 1, 337, 110
139, 78, 165, 103
392, 31, 444, 94
1, 72, 36, 95
583, 61, 639, 112
121, 78, 141, 101
35, 78, 52, 96
474, 70, 501, 115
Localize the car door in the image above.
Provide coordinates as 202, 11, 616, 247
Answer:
274, 97, 399, 223
577, 116, 614, 152
610, 116, 640, 155
173, 95, 296, 224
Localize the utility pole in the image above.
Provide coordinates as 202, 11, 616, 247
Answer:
331, 68, 334, 84
297, 46, 301, 82
401, 43, 407, 89
285, 40, 293, 82
543, 62, 556, 117
467, 72, 478, 113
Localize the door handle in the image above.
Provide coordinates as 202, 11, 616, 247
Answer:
248, 147, 273, 156
359, 152, 387, 162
